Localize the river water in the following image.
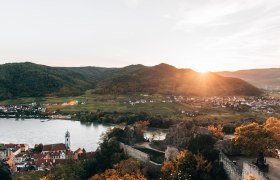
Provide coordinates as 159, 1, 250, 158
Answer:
0, 118, 166, 151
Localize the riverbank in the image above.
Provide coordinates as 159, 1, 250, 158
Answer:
0, 118, 167, 151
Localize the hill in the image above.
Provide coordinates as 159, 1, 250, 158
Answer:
218, 68, 280, 90
95, 63, 261, 96
0, 62, 261, 99
0, 62, 112, 99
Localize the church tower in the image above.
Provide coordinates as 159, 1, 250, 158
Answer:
65, 130, 70, 150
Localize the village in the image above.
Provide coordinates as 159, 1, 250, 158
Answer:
0, 131, 95, 173
126, 94, 280, 115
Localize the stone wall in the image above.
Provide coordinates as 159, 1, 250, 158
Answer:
120, 142, 150, 162
219, 152, 242, 180
220, 152, 270, 180
242, 162, 269, 180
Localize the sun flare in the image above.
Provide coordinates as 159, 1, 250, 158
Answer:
199, 71, 210, 75
179, 61, 219, 73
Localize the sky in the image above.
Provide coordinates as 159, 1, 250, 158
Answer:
0, 0, 280, 72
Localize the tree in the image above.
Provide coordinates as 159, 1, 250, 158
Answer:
82, 131, 126, 178
161, 150, 212, 180
161, 161, 175, 178
94, 137, 126, 173
188, 134, 218, 162
247, 175, 257, 180
233, 122, 275, 156
194, 153, 212, 176
33, 143, 43, 153
41, 159, 85, 180
90, 159, 146, 180
208, 124, 224, 139
264, 117, 280, 147
134, 121, 150, 138
222, 123, 236, 134
0, 161, 12, 180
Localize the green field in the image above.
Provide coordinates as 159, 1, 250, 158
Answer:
0, 91, 193, 116
0, 91, 278, 125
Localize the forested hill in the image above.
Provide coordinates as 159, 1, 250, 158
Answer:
0, 62, 261, 99
95, 63, 261, 96
0, 62, 112, 99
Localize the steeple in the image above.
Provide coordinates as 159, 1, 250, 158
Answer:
65, 130, 70, 150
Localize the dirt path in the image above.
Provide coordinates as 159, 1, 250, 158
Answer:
134, 142, 165, 154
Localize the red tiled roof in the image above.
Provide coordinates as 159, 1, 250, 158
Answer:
7, 154, 15, 159
5, 158, 16, 171
4, 144, 20, 149
33, 153, 49, 160
42, 143, 66, 152
36, 159, 67, 167
74, 148, 81, 153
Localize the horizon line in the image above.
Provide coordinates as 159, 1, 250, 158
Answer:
1, 61, 280, 73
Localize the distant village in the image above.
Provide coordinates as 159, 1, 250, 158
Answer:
0, 101, 84, 119
0, 95, 279, 120
0, 131, 95, 173
126, 94, 280, 115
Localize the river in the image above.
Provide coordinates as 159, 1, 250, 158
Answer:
0, 118, 166, 151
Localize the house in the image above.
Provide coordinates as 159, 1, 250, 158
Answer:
5, 155, 16, 172
4, 144, 25, 155
0, 145, 10, 160
48, 151, 66, 159
36, 159, 67, 171
42, 143, 67, 153
33, 153, 50, 160
19, 144, 29, 152
73, 148, 86, 159
14, 153, 27, 164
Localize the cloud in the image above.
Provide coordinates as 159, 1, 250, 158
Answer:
174, 0, 267, 30
165, 0, 280, 70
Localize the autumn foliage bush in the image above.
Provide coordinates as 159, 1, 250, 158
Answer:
208, 124, 225, 139
234, 117, 280, 156
90, 159, 146, 180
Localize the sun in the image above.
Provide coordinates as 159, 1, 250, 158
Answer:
199, 71, 210, 75
178, 61, 224, 73
192, 64, 216, 73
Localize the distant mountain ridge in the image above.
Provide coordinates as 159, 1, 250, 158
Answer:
95, 63, 261, 96
0, 62, 261, 99
218, 68, 280, 90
